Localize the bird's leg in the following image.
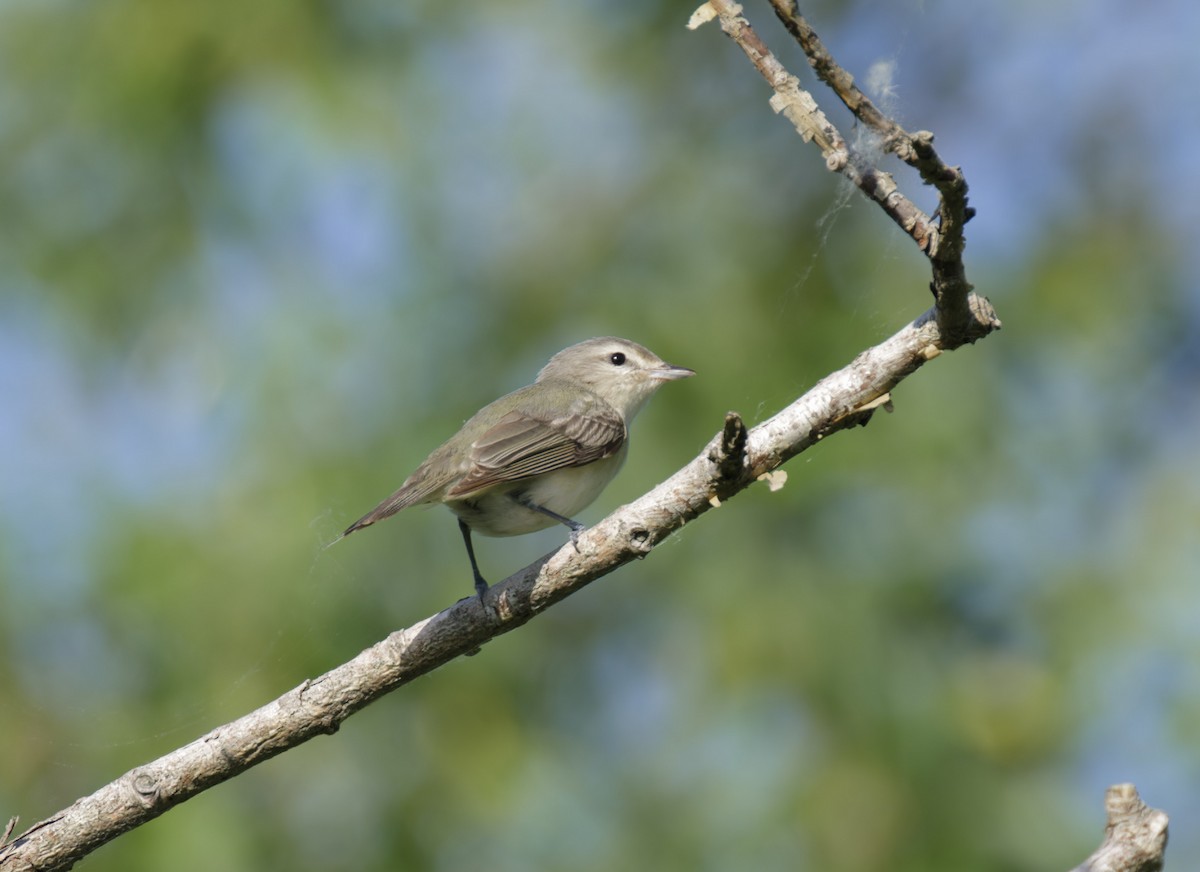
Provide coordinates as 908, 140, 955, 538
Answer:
513, 494, 586, 552
457, 519, 489, 601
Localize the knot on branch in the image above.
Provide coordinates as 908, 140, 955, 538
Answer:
825, 149, 848, 172
130, 770, 161, 807
628, 527, 653, 555
827, 392, 892, 433
946, 292, 1002, 346
708, 412, 749, 501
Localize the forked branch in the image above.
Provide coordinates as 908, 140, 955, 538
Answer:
692, 0, 981, 344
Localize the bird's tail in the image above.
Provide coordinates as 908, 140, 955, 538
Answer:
342, 466, 445, 537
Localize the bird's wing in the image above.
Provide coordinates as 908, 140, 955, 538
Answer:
446, 404, 625, 499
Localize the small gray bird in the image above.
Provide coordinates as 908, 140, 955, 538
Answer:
343, 337, 694, 597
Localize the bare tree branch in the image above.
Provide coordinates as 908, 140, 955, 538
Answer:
0, 291, 999, 870
1071, 784, 1169, 872
2, 5, 1007, 869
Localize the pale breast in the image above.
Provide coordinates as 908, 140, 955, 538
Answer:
446, 446, 628, 537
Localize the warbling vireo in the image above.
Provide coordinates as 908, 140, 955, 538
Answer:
343, 337, 694, 597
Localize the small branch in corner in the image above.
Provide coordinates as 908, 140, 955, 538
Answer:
1070, 784, 1168, 872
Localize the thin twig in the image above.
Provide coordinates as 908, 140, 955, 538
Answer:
698, 0, 979, 342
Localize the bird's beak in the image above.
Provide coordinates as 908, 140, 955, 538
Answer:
651, 364, 695, 381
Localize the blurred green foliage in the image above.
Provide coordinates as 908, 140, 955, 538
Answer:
2, 1, 1198, 870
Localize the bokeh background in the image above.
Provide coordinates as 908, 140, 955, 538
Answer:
2, 0, 1197, 869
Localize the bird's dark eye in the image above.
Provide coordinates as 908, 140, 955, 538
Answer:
609, 352, 626, 366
